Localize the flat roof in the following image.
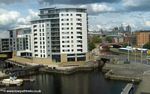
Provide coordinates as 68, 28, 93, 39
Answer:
39, 7, 86, 10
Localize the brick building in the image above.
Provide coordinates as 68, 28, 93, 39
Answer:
136, 31, 150, 47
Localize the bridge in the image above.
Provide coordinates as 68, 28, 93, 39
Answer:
121, 83, 134, 94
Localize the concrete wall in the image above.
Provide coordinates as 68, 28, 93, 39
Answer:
61, 54, 67, 63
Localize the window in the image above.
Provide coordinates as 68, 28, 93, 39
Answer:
77, 40, 82, 43
77, 49, 82, 52
76, 27, 82, 30
35, 54, 38, 56
76, 14, 82, 17
77, 36, 82, 39
34, 42, 37, 44
34, 50, 38, 52
34, 38, 37, 40
77, 32, 82, 34
34, 29, 37, 32
77, 23, 82, 26
34, 33, 37, 36
77, 18, 82, 21
77, 45, 82, 47
33, 25, 37, 28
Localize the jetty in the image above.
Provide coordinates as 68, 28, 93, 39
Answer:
121, 83, 134, 94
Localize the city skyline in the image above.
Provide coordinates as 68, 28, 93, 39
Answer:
0, 0, 150, 38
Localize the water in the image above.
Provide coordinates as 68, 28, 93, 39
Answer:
2, 71, 126, 94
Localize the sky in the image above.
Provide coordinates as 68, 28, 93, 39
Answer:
0, 0, 150, 37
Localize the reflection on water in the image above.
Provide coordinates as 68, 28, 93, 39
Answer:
4, 71, 126, 94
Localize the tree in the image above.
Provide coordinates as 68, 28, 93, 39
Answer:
143, 42, 150, 49
105, 36, 113, 43
92, 35, 102, 43
88, 42, 96, 51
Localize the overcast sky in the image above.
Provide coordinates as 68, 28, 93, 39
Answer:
0, 0, 150, 37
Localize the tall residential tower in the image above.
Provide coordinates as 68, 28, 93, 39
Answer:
31, 8, 88, 62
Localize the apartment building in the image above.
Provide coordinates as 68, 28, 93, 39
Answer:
136, 31, 150, 47
9, 25, 32, 57
0, 38, 11, 52
31, 8, 88, 62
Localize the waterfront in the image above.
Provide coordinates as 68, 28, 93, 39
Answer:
0, 71, 126, 94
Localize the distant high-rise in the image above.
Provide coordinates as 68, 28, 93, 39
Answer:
126, 25, 131, 32
119, 24, 124, 32
31, 8, 88, 62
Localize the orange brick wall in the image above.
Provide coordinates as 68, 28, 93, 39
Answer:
136, 32, 150, 47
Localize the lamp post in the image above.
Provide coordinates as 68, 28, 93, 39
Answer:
134, 48, 137, 63
141, 44, 143, 64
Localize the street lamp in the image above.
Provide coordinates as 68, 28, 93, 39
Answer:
141, 44, 143, 64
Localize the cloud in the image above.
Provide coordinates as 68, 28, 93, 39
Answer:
145, 21, 150, 27
0, 8, 39, 34
0, 9, 20, 31
38, 0, 119, 5
80, 3, 115, 14
17, 9, 39, 24
0, 0, 25, 5
122, 0, 150, 11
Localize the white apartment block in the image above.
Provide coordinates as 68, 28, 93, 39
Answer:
9, 25, 32, 57
0, 38, 11, 53
31, 8, 88, 62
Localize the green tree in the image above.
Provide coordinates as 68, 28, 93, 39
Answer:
88, 42, 96, 51
143, 42, 150, 49
105, 36, 113, 43
92, 35, 102, 43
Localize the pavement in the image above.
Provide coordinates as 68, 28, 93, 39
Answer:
103, 63, 150, 94
135, 70, 150, 94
